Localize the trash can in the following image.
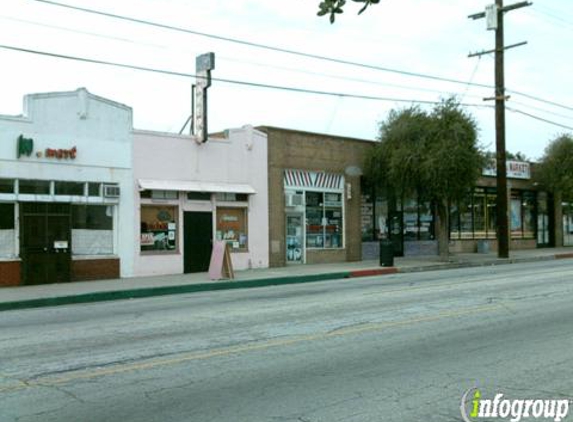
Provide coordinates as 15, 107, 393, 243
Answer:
477, 240, 490, 254
379, 239, 394, 267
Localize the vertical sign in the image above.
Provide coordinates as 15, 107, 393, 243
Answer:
194, 52, 215, 143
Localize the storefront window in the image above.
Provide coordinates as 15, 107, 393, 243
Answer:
216, 207, 248, 250
563, 203, 573, 246
215, 193, 248, 202
88, 183, 101, 197
511, 190, 536, 240
418, 200, 433, 240
361, 193, 374, 241
523, 193, 535, 239
72, 205, 112, 230
140, 205, 178, 252
0, 203, 14, 257
72, 205, 113, 255
403, 198, 418, 241
510, 194, 523, 238
486, 190, 497, 239
459, 196, 473, 239
450, 202, 461, 240
473, 189, 486, 239
0, 179, 14, 194
140, 190, 178, 200
188, 192, 211, 201
305, 191, 343, 249
0, 203, 14, 229
19, 179, 50, 195
55, 181, 85, 196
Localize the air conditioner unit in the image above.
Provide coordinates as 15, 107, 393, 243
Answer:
286, 193, 303, 207
103, 184, 120, 198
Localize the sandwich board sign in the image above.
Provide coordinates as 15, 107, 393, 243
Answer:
208, 240, 234, 280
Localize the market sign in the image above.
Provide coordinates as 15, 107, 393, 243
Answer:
16, 134, 77, 160
482, 160, 531, 179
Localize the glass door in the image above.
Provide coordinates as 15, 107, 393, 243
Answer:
536, 192, 552, 247
286, 213, 304, 264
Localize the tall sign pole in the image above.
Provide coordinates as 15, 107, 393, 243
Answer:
194, 52, 215, 143
469, 1, 531, 259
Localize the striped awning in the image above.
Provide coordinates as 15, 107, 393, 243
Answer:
284, 169, 344, 190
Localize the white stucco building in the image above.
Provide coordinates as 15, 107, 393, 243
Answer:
0, 88, 134, 286
0, 88, 269, 285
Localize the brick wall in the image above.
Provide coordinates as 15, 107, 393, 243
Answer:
0, 261, 21, 286
71, 258, 120, 281
260, 127, 374, 267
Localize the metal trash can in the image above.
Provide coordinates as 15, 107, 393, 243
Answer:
379, 239, 394, 267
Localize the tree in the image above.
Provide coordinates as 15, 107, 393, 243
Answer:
365, 98, 484, 260
535, 134, 573, 202
317, 0, 380, 23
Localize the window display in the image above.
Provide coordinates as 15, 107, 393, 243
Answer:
305, 191, 343, 249
216, 207, 248, 251
140, 205, 177, 252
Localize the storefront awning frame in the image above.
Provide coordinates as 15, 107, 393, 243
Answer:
137, 179, 256, 194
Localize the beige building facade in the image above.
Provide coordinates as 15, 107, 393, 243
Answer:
259, 127, 373, 268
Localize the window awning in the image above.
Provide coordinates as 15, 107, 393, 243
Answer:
138, 179, 256, 194
284, 169, 344, 190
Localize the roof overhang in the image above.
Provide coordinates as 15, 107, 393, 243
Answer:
138, 179, 256, 194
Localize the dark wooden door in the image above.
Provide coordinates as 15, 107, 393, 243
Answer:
20, 203, 71, 285
183, 212, 213, 273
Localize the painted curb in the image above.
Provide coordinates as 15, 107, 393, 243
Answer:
0, 271, 351, 312
1, 253, 571, 312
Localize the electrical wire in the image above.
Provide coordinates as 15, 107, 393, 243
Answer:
30, 0, 495, 90
30, 0, 573, 114
506, 106, 573, 131
4, 42, 571, 132
0, 14, 488, 102
0, 43, 469, 106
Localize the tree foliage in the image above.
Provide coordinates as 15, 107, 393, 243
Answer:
366, 99, 483, 203
365, 98, 484, 259
535, 134, 573, 202
317, 0, 380, 23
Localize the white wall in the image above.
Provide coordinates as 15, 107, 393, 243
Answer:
0, 88, 135, 277
133, 126, 269, 276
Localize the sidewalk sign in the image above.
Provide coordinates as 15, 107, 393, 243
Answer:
208, 241, 235, 280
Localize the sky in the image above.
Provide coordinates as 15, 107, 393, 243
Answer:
1, 0, 572, 160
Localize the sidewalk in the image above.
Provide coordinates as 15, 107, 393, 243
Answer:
1, 247, 572, 311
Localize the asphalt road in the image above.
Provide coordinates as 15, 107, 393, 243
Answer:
1, 260, 573, 422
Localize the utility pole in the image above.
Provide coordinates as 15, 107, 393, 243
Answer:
468, 1, 531, 259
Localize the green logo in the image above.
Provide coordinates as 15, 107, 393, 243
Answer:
17, 134, 34, 158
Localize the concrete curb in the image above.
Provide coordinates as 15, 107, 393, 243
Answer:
1, 253, 571, 312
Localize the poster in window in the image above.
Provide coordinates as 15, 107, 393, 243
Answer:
510, 199, 522, 231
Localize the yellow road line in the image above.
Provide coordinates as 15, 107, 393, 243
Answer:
0, 303, 502, 393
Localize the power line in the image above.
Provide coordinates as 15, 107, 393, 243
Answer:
219, 56, 488, 101
5, 42, 572, 132
509, 99, 573, 122
0, 15, 166, 49
26, 0, 573, 113
507, 89, 573, 113
30, 0, 495, 90
506, 106, 573, 131
1, 14, 487, 101
0, 43, 467, 106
